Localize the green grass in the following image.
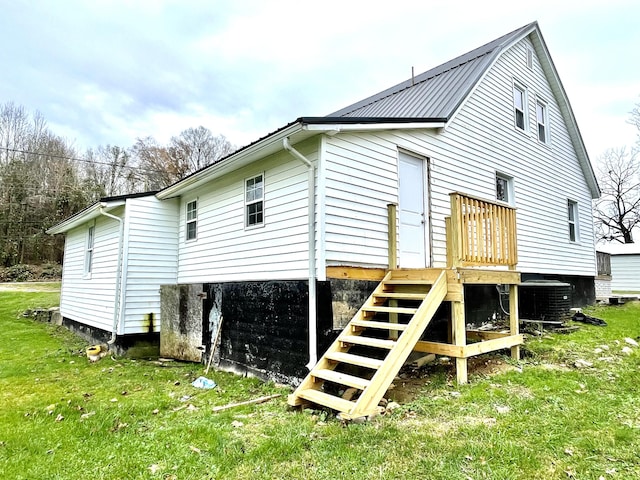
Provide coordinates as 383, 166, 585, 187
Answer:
1, 292, 639, 479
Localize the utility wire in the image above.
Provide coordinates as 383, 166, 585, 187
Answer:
0, 146, 166, 174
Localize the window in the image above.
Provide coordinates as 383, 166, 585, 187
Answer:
186, 200, 197, 241
568, 200, 578, 242
536, 100, 549, 144
513, 84, 527, 131
85, 225, 95, 275
526, 47, 534, 70
496, 173, 513, 204
245, 174, 264, 227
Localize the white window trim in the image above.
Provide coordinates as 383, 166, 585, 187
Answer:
245, 172, 265, 229
568, 199, 579, 243
84, 223, 95, 278
495, 172, 514, 206
185, 199, 198, 241
512, 81, 529, 133
536, 98, 550, 145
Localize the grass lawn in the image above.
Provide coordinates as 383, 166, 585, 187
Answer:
0, 292, 639, 480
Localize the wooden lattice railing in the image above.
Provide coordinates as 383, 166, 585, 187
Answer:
446, 192, 518, 268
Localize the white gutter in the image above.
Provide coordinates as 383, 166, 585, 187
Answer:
283, 137, 318, 370
302, 122, 445, 132
99, 205, 125, 344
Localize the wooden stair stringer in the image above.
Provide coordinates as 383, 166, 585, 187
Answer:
342, 270, 448, 419
288, 269, 449, 420
288, 271, 395, 407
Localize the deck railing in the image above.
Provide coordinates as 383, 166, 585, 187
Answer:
446, 192, 518, 268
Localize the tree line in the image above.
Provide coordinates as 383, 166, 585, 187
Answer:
0, 101, 235, 266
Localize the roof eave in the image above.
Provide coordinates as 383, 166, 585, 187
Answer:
46, 199, 126, 235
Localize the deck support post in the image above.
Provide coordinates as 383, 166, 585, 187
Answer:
387, 204, 398, 270
509, 284, 520, 360
452, 298, 467, 385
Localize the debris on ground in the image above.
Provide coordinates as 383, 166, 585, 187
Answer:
211, 394, 282, 413
191, 376, 216, 389
572, 312, 607, 326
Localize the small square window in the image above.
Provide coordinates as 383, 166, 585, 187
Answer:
186, 200, 197, 241
568, 200, 578, 242
496, 173, 513, 204
246, 174, 264, 227
536, 101, 549, 144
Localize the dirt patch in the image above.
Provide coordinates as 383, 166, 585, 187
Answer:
386, 355, 518, 404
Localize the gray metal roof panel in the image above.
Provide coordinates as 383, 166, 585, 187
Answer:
329, 22, 537, 120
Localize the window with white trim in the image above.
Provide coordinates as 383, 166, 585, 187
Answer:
536, 100, 549, 144
568, 200, 579, 242
513, 84, 527, 131
85, 224, 95, 275
186, 199, 197, 241
496, 173, 513, 204
245, 174, 264, 227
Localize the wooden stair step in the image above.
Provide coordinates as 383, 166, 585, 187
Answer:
363, 305, 418, 314
384, 280, 434, 286
325, 351, 385, 369
351, 319, 408, 331
296, 388, 355, 413
339, 335, 396, 349
312, 368, 371, 390
373, 292, 427, 300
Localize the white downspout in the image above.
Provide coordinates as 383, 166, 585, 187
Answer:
99, 205, 125, 345
283, 137, 317, 370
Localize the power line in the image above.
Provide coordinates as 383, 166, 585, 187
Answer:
0, 146, 166, 174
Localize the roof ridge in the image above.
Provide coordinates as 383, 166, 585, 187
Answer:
328, 21, 537, 119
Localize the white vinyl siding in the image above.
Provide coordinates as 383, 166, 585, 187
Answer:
58, 197, 179, 336
321, 36, 596, 277
177, 145, 313, 283
121, 197, 178, 334
610, 254, 640, 292
59, 211, 123, 332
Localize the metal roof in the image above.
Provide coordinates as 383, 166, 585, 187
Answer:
330, 22, 536, 120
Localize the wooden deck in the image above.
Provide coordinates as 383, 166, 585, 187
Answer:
288, 192, 522, 419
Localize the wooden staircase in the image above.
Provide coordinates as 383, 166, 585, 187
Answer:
288, 269, 448, 420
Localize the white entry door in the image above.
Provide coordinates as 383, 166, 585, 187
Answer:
398, 152, 428, 268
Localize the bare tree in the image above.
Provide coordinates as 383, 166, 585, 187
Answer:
594, 147, 640, 243
170, 126, 235, 173
84, 145, 139, 197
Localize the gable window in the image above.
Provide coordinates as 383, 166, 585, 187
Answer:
186, 200, 197, 241
496, 173, 513, 204
536, 100, 549, 144
85, 225, 95, 275
245, 174, 264, 227
526, 47, 534, 70
513, 84, 527, 131
568, 200, 579, 242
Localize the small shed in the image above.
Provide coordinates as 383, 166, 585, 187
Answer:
598, 243, 640, 293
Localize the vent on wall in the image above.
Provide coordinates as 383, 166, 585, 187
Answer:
526, 47, 533, 70
519, 280, 572, 321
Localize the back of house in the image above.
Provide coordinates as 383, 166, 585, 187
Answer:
49, 21, 599, 383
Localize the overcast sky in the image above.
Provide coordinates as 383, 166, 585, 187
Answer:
1, 0, 638, 163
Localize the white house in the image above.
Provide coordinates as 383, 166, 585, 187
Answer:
49, 22, 600, 383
